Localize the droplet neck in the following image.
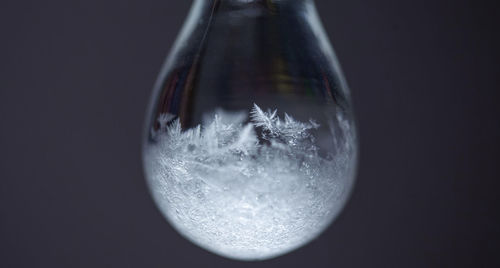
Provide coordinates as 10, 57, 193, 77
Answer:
196, 0, 314, 15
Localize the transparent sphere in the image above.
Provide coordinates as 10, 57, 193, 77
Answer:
142, 0, 358, 261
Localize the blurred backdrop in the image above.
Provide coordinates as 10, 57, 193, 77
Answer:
1, 0, 499, 267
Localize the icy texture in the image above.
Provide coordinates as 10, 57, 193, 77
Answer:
144, 104, 356, 260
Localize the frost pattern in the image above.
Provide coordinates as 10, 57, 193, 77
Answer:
144, 104, 356, 260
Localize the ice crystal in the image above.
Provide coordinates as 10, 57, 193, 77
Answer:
144, 104, 356, 260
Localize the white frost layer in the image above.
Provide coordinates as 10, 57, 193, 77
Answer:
144, 104, 356, 260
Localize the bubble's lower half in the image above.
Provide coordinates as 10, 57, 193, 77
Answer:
143, 105, 356, 260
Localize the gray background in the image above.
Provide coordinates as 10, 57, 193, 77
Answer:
1, 0, 499, 267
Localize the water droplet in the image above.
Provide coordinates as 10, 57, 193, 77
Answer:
142, 0, 358, 261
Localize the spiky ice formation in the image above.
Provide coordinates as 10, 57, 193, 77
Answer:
144, 104, 355, 260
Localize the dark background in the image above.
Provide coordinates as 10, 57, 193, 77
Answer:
1, 0, 499, 267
